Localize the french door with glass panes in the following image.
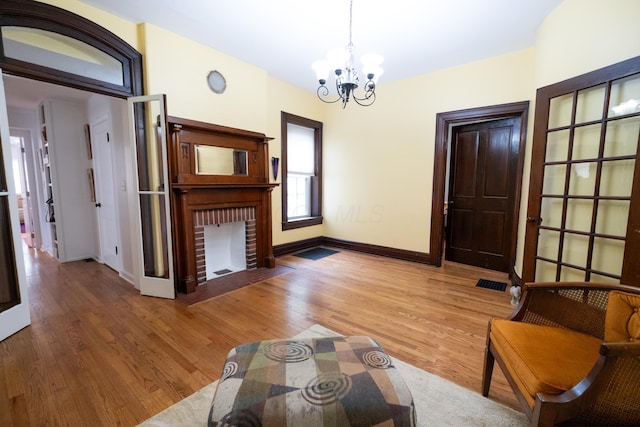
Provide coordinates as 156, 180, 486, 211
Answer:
523, 56, 640, 286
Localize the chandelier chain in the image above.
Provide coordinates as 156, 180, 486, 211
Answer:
349, 0, 353, 47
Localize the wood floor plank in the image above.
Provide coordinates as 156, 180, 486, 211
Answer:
0, 245, 522, 426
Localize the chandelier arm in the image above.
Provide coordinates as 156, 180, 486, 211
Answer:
352, 89, 376, 107
316, 85, 343, 104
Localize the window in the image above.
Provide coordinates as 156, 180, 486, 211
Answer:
281, 112, 322, 230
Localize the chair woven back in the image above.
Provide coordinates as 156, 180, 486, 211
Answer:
520, 287, 610, 339
572, 354, 640, 426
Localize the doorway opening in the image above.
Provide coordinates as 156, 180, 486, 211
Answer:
5, 74, 129, 277
430, 102, 529, 278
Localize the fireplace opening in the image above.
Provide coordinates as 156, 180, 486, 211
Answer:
204, 221, 247, 280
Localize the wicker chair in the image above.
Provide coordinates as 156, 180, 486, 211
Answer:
482, 282, 640, 426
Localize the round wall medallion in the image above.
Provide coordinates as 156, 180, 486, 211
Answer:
207, 70, 226, 94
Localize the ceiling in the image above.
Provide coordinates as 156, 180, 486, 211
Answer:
2, 0, 563, 107
79, 0, 563, 94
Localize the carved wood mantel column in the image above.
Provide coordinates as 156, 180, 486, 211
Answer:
167, 116, 277, 294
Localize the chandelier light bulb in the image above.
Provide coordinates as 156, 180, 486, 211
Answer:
311, 0, 382, 108
312, 60, 331, 83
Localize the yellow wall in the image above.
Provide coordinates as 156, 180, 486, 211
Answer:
38, 0, 137, 47
266, 78, 326, 245
322, 49, 534, 252
534, 0, 640, 88
140, 23, 268, 132
37, 0, 640, 272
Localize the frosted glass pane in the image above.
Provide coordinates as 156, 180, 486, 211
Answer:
546, 129, 570, 162
609, 74, 640, 117
560, 266, 586, 282
538, 229, 560, 260
543, 164, 566, 195
600, 159, 634, 197
540, 197, 563, 228
2, 26, 124, 86
604, 116, 640, 157
565, 199, 593, 233
575, 84, 605, 123
568, 161, 596, 196
591, 237, 624, 276
549, 93, 573, 129
590, 273, 619, 284
562, 233, 589, 267
287, 124, 315, 174
535, 260, 557, 282
572, 124, 601, 160
136, 101, 164, 192
595, 200, 629, 237
139, 194, 169, 278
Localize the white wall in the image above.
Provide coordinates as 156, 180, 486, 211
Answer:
43, 98, 97, 262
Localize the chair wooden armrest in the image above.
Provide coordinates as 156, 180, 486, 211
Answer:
532, 341, 640, 426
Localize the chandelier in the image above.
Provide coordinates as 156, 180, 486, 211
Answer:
312, 0, 384, 108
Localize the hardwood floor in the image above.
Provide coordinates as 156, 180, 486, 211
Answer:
0, 245, 520, 426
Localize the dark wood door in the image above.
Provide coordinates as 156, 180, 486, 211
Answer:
446, 118, 520, 272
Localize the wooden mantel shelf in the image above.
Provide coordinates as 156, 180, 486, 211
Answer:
167, 116, 277, 294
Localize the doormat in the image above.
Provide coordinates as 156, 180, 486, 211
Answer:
294, 247, 339, 260
476, 279, 507, 292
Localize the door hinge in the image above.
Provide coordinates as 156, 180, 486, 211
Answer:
115, 246, 118, 255
107, 132, 110, 142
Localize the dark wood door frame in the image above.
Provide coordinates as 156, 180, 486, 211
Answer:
430, 101, 529, 276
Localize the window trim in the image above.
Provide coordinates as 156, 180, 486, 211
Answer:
281, 111, 323, 230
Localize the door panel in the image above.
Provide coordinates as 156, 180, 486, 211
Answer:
92, 118, 120, 271
446, 117, 519, 272
127, 95, 175, 299
0, 70, 30, 340
523, 56, 640, 285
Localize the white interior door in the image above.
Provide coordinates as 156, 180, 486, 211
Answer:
127, 95, 174, 299
11, 130, 35, 248
92, 117, 120, 271
0, 70, 31, 341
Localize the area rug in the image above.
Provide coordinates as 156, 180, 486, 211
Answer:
138, 324, 527, 426
294, 247, 339, 260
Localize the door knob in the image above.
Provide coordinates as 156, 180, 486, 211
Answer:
527, 216, 541, 225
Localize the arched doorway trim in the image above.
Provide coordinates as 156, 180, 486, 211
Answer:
0, 0, 143, 98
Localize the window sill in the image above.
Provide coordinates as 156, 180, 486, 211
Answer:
282, 216, 323, 231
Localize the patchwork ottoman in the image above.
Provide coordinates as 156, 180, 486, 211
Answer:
208, 335, 416, 426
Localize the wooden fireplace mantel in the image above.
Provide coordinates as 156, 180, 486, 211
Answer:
167, 116, 277, 294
